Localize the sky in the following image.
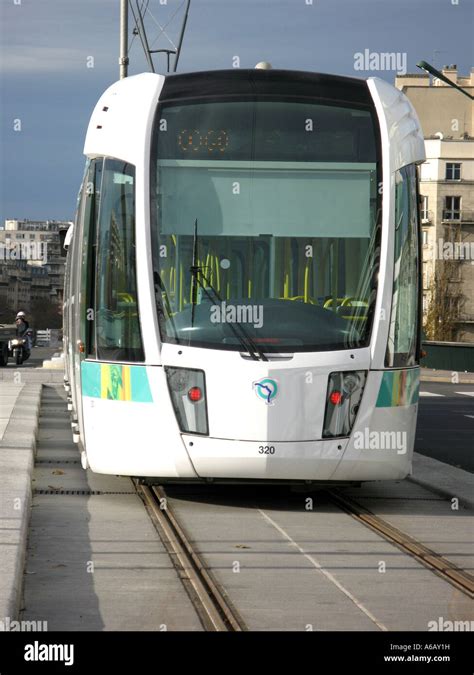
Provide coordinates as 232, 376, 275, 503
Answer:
0, 0, 473, 225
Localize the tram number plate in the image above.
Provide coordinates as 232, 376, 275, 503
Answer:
258, 445, 276, 455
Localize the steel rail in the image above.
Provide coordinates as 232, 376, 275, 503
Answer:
329, 490, 474, 599
137, 483, 245, 631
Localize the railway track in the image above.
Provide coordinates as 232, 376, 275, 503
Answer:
25, 386, 472, 632
328, 489, 474, 600
137, 481, 473, 632
137, 483, 246, 631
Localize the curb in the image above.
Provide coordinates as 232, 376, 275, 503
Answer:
410, 452, 474, 510
1, 385, 42, 449
420, 376, 474, 384
0, 370, 64, 384
0, 383, 43, 622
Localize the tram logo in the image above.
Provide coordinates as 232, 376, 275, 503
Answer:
253, 378, 278, 405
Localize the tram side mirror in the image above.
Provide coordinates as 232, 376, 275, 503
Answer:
59, 229, 68, 257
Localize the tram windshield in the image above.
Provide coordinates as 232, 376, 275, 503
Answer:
151, 97, 381, 353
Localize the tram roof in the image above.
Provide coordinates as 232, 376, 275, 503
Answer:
84, 69, 425, 171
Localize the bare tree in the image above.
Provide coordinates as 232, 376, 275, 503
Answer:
424, 257, 464, 341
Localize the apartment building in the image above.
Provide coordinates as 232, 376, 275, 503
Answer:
396, 66, 474, 342
0, 219, 70, 316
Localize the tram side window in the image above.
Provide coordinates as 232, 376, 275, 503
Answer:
80, 158, 102, 358
386, 164, 419, 367
95, 160, 144, 362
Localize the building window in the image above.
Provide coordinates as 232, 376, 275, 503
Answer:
422, 230, 428, 246
446, 163, 461, 181
421, 195, 429, 221
444, 196, 461, 221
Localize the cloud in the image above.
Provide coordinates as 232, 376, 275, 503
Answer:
0, 46, 97, 74
0, 0, 472, 225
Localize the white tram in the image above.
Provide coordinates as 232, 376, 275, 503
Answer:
64, 68, 425, 483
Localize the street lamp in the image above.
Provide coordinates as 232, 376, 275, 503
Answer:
416, 61, 474, 100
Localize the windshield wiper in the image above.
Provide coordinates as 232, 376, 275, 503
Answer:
153, 270, 178, 340
190, 219, 268, 362
190, 218, 199, 328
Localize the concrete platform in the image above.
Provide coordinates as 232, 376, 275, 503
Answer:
0, 382, 43, 623
42, 353, 65, 370
421, 368, 474, 384
411, 453, 474, 509
0, 370, 64, 384
0, 384, 24, 441
21, 386, 202, 631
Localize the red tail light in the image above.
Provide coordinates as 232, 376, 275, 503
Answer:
165, 367, 208, 435
188, 386, 203, 402
329, 390, 343, 405
323, 371, 367, 438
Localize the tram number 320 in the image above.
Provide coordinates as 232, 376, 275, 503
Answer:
258, 445, 276, 455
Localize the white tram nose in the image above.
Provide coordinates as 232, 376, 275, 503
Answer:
163, 343, 370, 443
183, 363, 347, 480
204, 361, 326, 442
162, 345, 380, 482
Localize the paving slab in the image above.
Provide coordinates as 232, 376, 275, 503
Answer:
166, 486, 473, 631
23, 494, 203, 631
21, 385, 203, 631
412, 452, 474, 509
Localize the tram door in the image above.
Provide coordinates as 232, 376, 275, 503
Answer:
72, 159, 102, 440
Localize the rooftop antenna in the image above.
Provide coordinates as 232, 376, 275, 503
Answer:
123, 0, 191, 77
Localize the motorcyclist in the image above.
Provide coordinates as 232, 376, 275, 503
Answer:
15, 311, 29, 336
15, 311, 32, 355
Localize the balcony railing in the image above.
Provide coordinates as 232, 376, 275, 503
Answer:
442, 210, 474, 223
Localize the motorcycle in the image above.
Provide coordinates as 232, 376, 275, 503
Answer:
8, 332, 32, 366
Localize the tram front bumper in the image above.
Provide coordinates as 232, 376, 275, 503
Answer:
181, 435, 348, 480
181, 422, 414, 482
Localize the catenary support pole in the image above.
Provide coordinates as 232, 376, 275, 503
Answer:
119, 0, 129, 79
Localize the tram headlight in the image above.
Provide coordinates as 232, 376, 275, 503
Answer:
165, 367, 209, 435
322, 370, 366, 438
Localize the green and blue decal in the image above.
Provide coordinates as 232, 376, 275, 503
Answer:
81, 362, 153, 403
253, 378, 278, 405
376, 368, 419, 407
